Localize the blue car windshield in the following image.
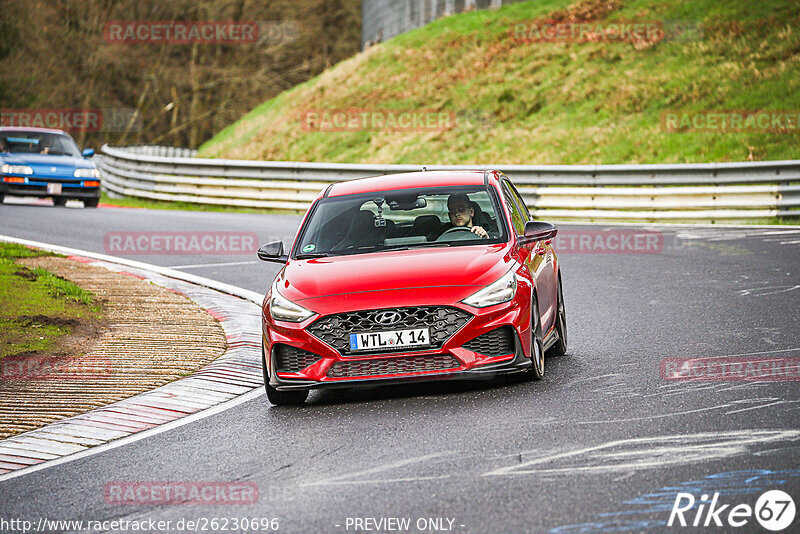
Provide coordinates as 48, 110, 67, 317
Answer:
294, 186, 509, 258
0, 131, 81, 157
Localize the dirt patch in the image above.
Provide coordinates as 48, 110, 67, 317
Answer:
15, 315, 82, 327
548, 0, 624, 24
11, 313, 108, 359
13, 269, 37, 281
0, 257, 227, 440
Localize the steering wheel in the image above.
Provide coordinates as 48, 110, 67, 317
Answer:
436, 226, 477, 241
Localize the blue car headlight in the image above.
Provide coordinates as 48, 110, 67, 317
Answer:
2, 164, 33, 175
73, 168, 100, 178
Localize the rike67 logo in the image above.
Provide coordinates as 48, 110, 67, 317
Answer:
668, 490, 796, 531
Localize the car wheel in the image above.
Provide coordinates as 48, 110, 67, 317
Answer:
525, 293, 545, 381
53, 196, 67, 207
0, 194, 4, 204
262, 344, 308, 406
84, 197, 99, 208
548, 275, 568, 357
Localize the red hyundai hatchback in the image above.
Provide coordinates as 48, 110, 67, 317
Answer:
258, 170, 567, 405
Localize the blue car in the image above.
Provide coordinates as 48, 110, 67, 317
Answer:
0, 127, 101, 208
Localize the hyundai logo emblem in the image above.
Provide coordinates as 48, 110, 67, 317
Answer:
51, 167, 57, 172
374, 311, 402, 326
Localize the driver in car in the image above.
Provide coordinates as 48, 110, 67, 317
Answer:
443, 193, 489, 239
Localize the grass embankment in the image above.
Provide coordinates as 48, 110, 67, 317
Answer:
0, 243, 102, 359
199, 0, 800, 164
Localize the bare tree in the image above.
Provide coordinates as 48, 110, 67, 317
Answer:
0, 0, 361, 149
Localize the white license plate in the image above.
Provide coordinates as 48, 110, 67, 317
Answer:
349, 328, 430, 352
47, 183, 62, 195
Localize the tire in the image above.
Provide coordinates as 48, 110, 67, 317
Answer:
262, 344, 308, 406
524, 293, 545, 381
0, 194, 4, 204
84, 197, 99, 208
53, 196, 67, 206
548, 274, 568, 357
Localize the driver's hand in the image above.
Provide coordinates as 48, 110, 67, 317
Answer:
471, 226, 488, 239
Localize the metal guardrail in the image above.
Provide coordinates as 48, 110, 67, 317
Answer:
110, 145, 198, 158
98, 145, 800, 221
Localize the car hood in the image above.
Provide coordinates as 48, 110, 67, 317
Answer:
1, 153, 92, 171
278, 243, 514, 306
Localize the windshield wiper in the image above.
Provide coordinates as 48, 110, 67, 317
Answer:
308, 243, 452, 258
295, 252, 330, 259
376, 242, 453, 253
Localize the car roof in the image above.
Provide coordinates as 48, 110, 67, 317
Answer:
0, 126, 68, 135
327, 170, 500, 197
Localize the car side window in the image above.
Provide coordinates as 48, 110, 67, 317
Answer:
506, 179, 532, 221
501, 181, 526, 236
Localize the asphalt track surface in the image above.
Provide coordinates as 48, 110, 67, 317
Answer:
1, 199, 800, 533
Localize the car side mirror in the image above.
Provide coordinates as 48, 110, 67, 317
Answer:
82, 148, 95, 158
522, 221, 558, 242
257, 241, 288, 263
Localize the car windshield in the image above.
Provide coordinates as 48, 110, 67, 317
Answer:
294, 186, 508, 258
0, 131, 82, 157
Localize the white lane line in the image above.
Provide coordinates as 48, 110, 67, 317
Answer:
725, 400, 798, 415
304, 475, 450, 486
0, 389, 264, 484
754, 445, 800, 457
482, 430, 800, 477
168, 260, 259, 269
571, 404, 732, 425
302, 452, 454, 487
613, 472, 636, 483
673, 346, 800, 361
755, 230, 800, 236
738, 285, 800, 297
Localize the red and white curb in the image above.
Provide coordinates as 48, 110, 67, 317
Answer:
0, 236, 266, 481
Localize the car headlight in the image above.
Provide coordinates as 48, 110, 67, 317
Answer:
73, 168, 100, 178
269, 282, 314, 322
462, 270, 518, 308
2, 164, 33, 175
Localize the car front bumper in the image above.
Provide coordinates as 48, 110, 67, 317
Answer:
262, 295, 534, 392
267, 345, 532, 391
1, 178, 100, 199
